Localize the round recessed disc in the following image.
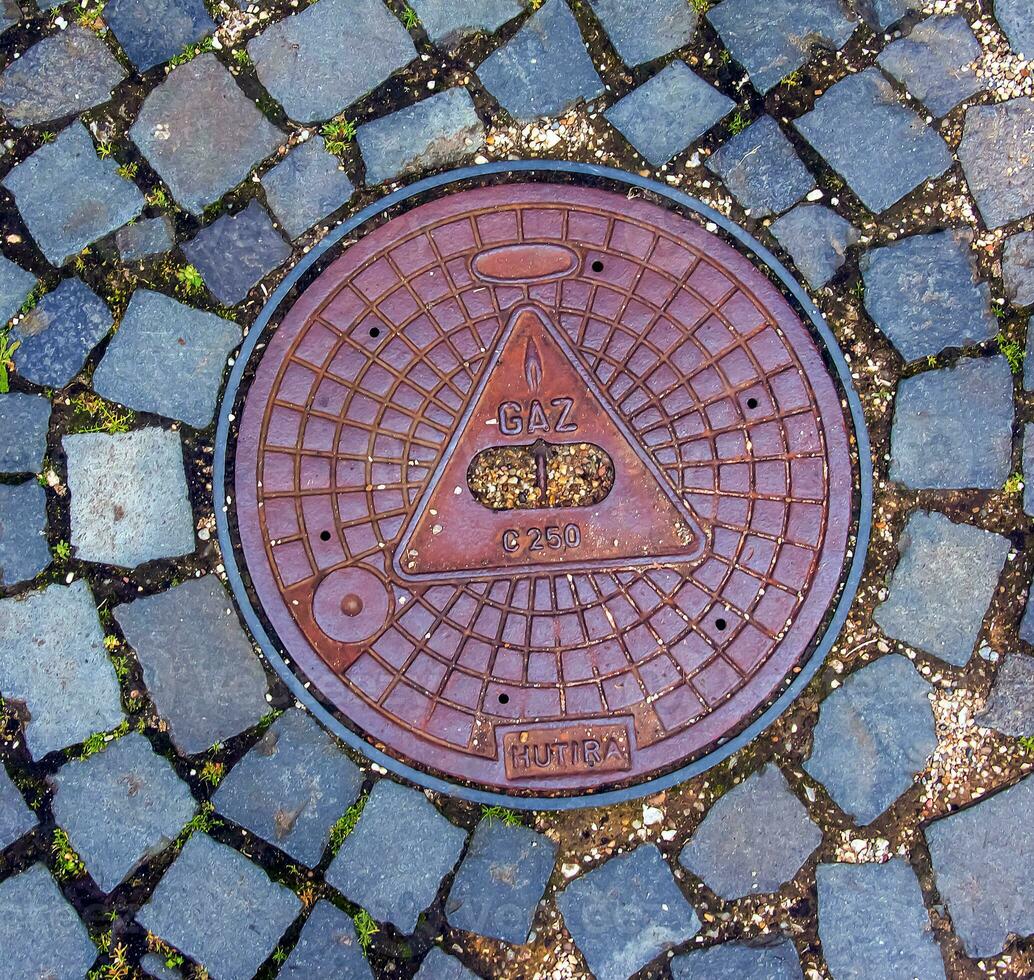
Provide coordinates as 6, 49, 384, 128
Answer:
312, 566, 391, 644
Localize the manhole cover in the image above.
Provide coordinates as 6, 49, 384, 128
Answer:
217, 167, 868, 807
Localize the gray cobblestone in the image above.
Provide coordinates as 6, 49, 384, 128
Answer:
358, 87, 485, 186
959, 97, 1034, 229
708, 0, 856, 94
1026, 422, 1034, 518
0, 580, 123, 759
605, 61, 734, 166
679, 765, 821, 897
116, 216, 175, 263
279, 901, 373, 979
260, 140, 354, 241
137, 833, 301, 980
11, 278, 111, 388
795, 67, 952, 213
0, 864, 99, 979
0, 0, 17, 33
181, 200, 290, 306
0, 254, 35, 327
976, 654, 1034, 737
130, 54, 286, 215
0, 25, 125, 127
861, 230, 997, 360
0, 392, 50, 473
770, 204, 857, 290
0, 480, 49, 586
0, 764, 37, 852
104, 0, 215, 73
477, 0, 604, 121
51, 733, 196, 893
587, 0, 698, 66
817, 860, 945, 979
93, 289, 241, 428
249, 0, 416, 123
410, 0, 522, 47
3, 122, 144, 267
64, 427, 195, 568
446, 818, 557, 943
995, 0, 1034, 57
326, 780, 467, 933
876, 15, 984, 117
114, 577, 271, 755
706, 115, 814, 217
414, 948, 480, 980
874, 511, 1010, 667
1004, 231, 1034, 307
558, 845, 700, 980
856, 0, 922, 29
927, 775, 1034, 958
212, 709, 363, 867
889, 356, 1013, 490
671, 940, 803, 980
805, 656, 937, 823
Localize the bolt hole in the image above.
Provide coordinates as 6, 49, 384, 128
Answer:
591, 260, 604, 273
715, 617, 728, 631
498, 693, 510, 704
319, 530, 331, 541
746, 397, 758, 409
369, 327, 381, 338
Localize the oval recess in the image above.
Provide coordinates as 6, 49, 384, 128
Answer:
467, 441, 615, 511
471, 242, 580, 283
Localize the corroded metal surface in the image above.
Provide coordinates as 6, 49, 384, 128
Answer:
232, 182, 855, 797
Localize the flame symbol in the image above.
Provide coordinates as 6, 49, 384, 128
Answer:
524, 338, 543, 391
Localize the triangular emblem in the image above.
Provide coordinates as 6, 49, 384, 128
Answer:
393, 306, 707, 580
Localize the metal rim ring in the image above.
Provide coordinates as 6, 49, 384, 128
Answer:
214, 162, 873, 810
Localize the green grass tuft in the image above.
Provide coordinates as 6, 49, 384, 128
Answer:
727, 110, 750, 135
329, 793, 368, 851
480, 804, 521, 827
51, 828, 87, 880
69, 392, 135, 435
147, 187, 172, 211
176, 802, 222, 847
997, 332, 1024, 374
353, 908, 379, 951
0, 332, 19, 393
169, 36, 215, 67
322, 117, 358, 155
175, 264, 206, 297
1004, 471, 1024, 495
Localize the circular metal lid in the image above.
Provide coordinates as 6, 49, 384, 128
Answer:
219, 170, 867, 806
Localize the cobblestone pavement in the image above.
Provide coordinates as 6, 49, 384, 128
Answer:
0, 0, 1033, 978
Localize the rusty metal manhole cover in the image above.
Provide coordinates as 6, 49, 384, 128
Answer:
216, 166, 869, 807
